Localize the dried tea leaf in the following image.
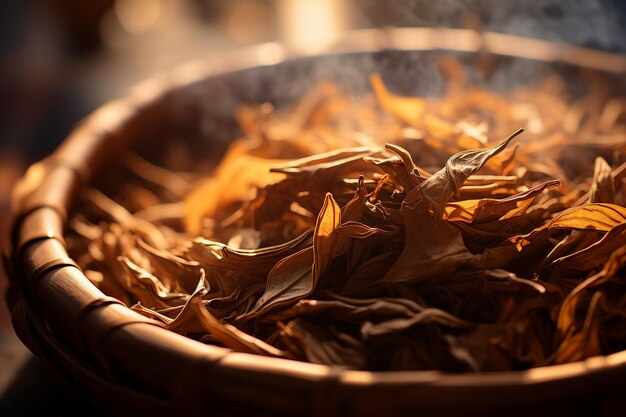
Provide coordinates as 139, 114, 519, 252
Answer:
370, 73, 425, 124
190, 296, 287, 357
444, 179, 560, 224
249, 193, 341, 315
590, 156, 616, 203
557, 245, 626, 333
382, 200, 473, 283
554, 291, 603, 364
407, 128, 524, 217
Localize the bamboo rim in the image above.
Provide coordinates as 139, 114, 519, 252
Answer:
8, 27, 626, 414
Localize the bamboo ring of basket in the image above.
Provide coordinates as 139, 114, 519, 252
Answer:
7, 28, 626, 417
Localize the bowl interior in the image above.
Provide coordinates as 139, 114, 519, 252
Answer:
116, 49, 624, 172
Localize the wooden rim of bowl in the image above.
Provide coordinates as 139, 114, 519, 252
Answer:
8, 27, 626, 413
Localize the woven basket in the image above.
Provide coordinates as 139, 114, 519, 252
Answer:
6, 28, 626, 417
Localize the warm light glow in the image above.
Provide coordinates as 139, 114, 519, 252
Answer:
114, 0, 162, 33
90, 99, 133, 129
11, 162, 47, 209
255, 42, 285, 66
279, 0, 345, 52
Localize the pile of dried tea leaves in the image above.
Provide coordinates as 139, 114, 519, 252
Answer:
69, 58, 626, 371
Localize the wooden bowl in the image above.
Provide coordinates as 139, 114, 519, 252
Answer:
6, 28, 626, 417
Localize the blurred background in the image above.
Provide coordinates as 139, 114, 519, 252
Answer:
0, 0, 625, 415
